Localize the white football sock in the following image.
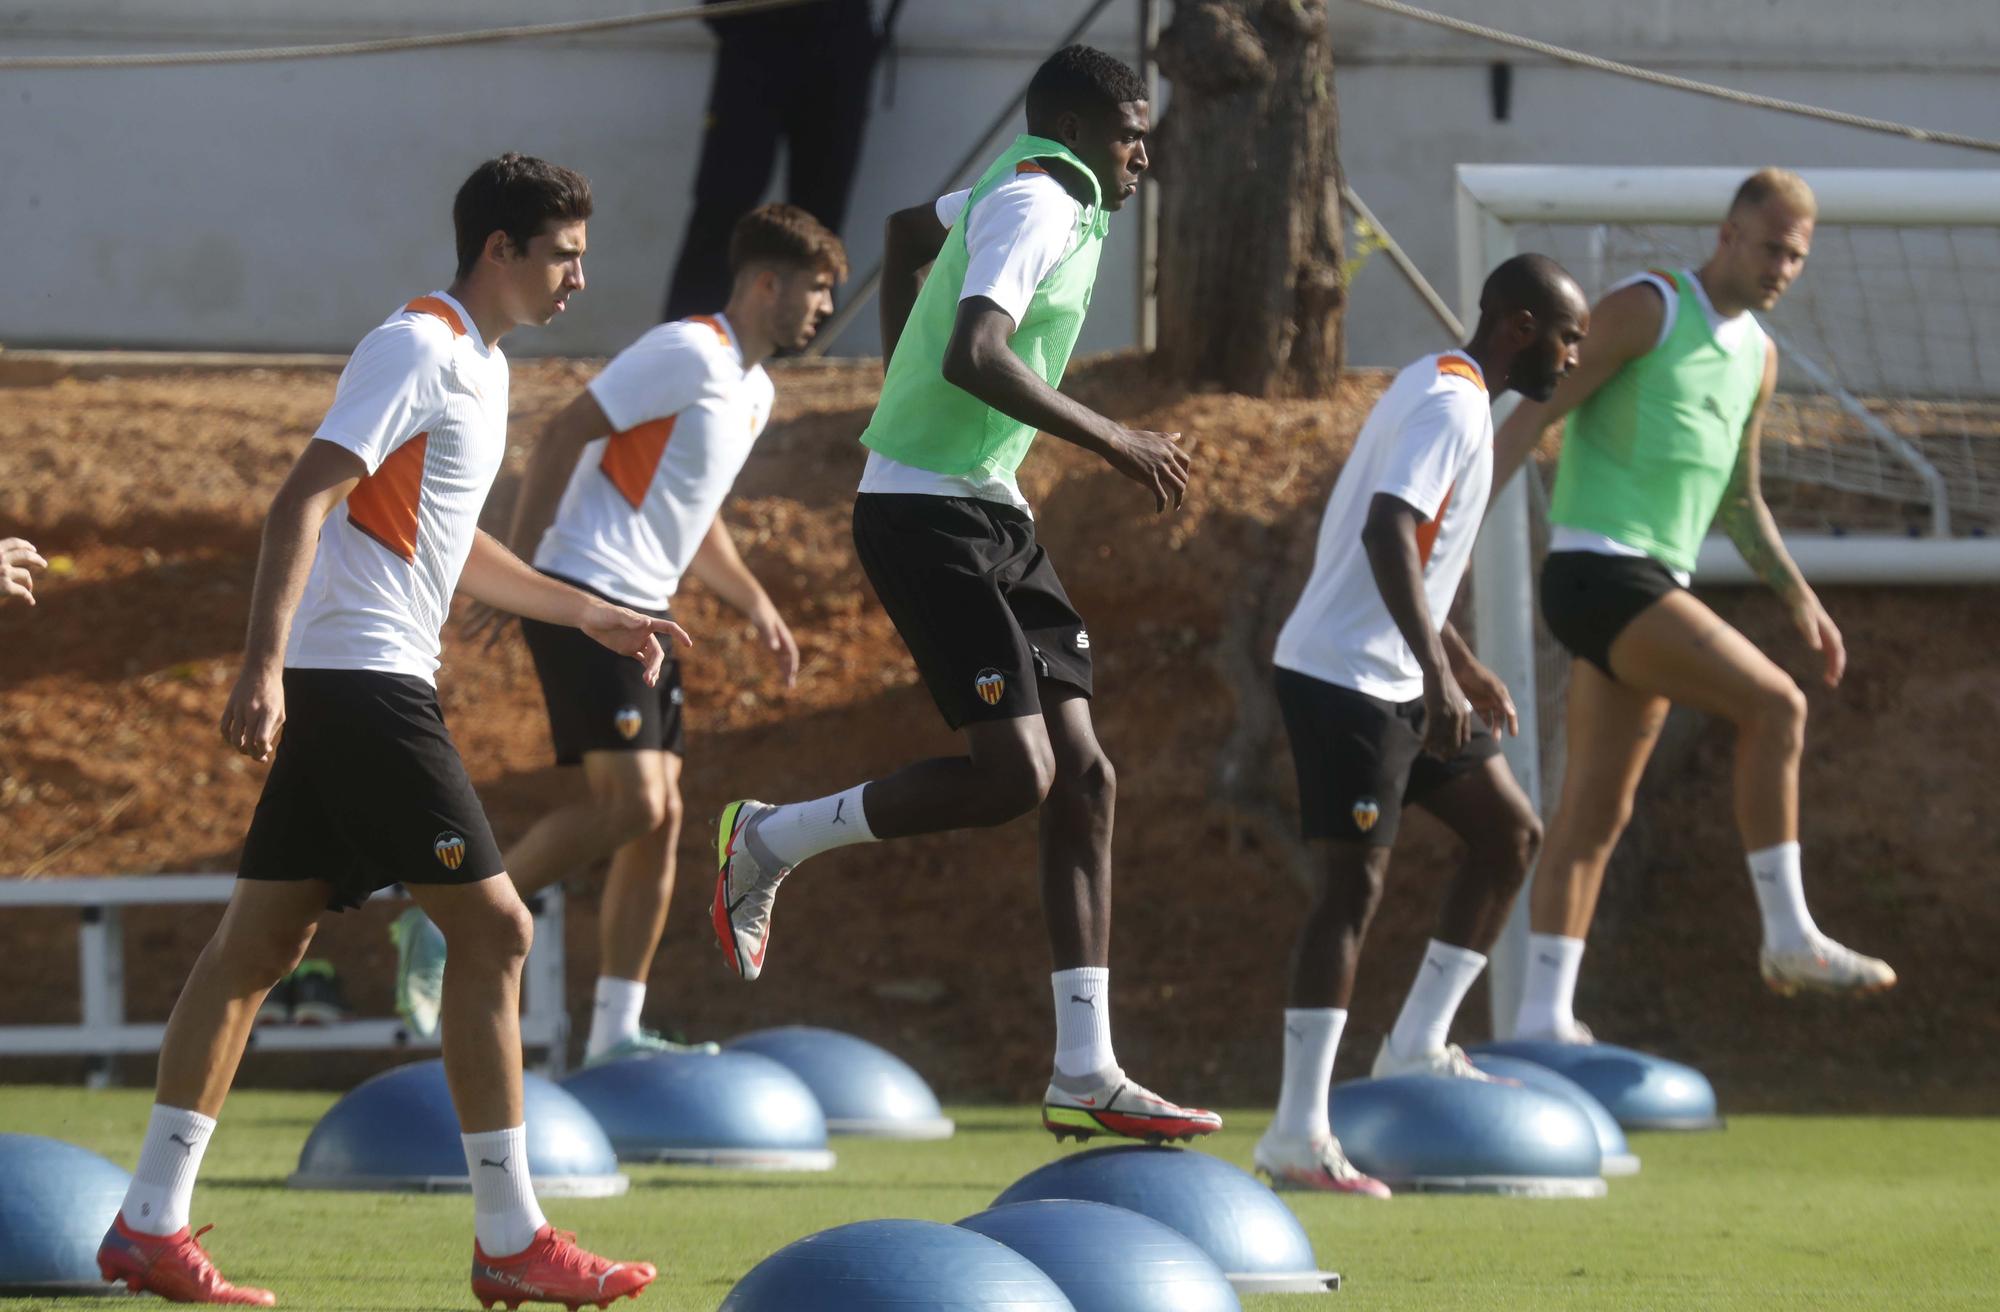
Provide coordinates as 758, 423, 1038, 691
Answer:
1515, 933, 1586, 1039
586, 976, 646, 1060
122, 1104, 215, 1235
1051, 967, 1117, 1080
1271, 1008, 1345, 1142
1387, 939, 1487, 1058
749, 783, 876, 869
462, 1126, 547, 1257
1748, 841, 1819, 952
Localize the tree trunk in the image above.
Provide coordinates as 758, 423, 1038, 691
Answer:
1152, 0, 1345, 397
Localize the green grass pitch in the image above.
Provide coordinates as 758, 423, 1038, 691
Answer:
1, 1089, 1993, 1309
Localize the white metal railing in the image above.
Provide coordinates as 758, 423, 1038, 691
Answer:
0, 875, 568, 1085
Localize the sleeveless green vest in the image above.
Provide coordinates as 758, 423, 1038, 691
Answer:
860, 135, 1109, 478
1549, 270, 1768, 573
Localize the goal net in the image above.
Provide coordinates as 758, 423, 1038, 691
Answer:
1453, 167, 2000, 1033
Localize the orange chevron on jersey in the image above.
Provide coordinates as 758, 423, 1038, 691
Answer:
346, 433, 429, 562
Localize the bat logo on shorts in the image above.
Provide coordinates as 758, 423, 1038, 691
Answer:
1351, 798, 1381, 834
614, 706, 643, 740
974, 669, 1006, 707
434, 832, 467, 870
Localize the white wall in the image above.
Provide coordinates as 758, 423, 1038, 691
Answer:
0, 0, 1146, 357
4, 2, 1997, 364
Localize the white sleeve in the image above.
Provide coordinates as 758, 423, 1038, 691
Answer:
1373, 386, 1487, 521
935, 189, 971, 229
587, 326, 715, 433
312, 321, 447, 474
957, 172, 1080, 327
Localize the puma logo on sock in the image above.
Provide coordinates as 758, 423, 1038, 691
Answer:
1070, 995, 1096, 1011
1537, 953, 1562, 967
480, 1155, 511, 1174
832, 798, 847, 825
168, 1133, 199, 1156
1285, 1025, 1303, 1041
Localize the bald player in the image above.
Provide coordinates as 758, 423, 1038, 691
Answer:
1495, 169, 1894, 1048
1257, 255, 1589, 1196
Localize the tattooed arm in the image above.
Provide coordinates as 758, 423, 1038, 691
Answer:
1712, 339, 1846, 688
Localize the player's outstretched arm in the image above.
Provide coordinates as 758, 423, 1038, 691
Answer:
458, 530, 690, 685
1713, 342, 1845, 688
1361, 492, 1467, 757
942, 298, 1189, 512
880, 202, 950, 362
686, 516, 798, 686
463, 390, 611, 646
221, 440, 365, 761
1, 537, 48, 606
1493, 281, 1664, 490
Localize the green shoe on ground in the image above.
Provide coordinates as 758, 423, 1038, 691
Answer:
584, 1029, 720, 1067
389, 907, 447, 1039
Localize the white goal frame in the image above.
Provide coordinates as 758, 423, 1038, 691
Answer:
1458, 166, 2000, 1037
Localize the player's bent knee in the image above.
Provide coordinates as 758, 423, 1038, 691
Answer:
1739, 677, 1807, 751
1493, 813, 1543, 888
1056, 749, 1115, 808
655, 784, 685, 835
997, 759, 1056, 818
450, 897, 534, 966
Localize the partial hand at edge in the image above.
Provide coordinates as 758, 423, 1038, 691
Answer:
582, 605, 693, 688
1421, 665, 1472, 759
220, 662, 285, 762
1101, 428, 1191, 512
1793, 594, 1847, 688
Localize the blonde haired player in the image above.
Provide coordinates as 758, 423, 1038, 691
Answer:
1494, 168, 1894, 1048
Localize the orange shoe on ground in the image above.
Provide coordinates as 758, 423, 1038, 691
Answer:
471, 1226, 658, 1310
97, 1213, 277, 1305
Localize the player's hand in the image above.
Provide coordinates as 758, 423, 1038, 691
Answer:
1451, 654, 1518, 739
1792, 592, 1846, 688
220, 660, 286, 762
1102, 427, 1190, 512
461, 600, 515, 650
1, 538, 47, 605
748, 600, 800, 688
1420, 665, 1471, 759
582, 603, 692, 688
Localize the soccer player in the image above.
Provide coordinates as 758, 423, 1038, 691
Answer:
2, 536, 46, 605
96, 155, 673, 1308
393, 204, 845, 1064
1494, 168, 1895, 1047
1256, 256, 1589, 1196
712, 45, 1219, 1144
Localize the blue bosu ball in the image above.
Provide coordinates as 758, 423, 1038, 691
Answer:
726, 1026, 953, 1139
720, 1218, 1076, 1310
0, 1134, 129, 1295
560, 1050, 834, 1169
288, 1058, 625, 1194
993, 1146, 1337, 1294
959, 1199, 1241, 1312
1329, 1074, 1606, 1196
1471, 1039, 1723, 1131
1472, 1053, 1640, 1175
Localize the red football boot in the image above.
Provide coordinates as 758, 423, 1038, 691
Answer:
97, 1213, 277, 1305
471, 1226, 658, 1310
